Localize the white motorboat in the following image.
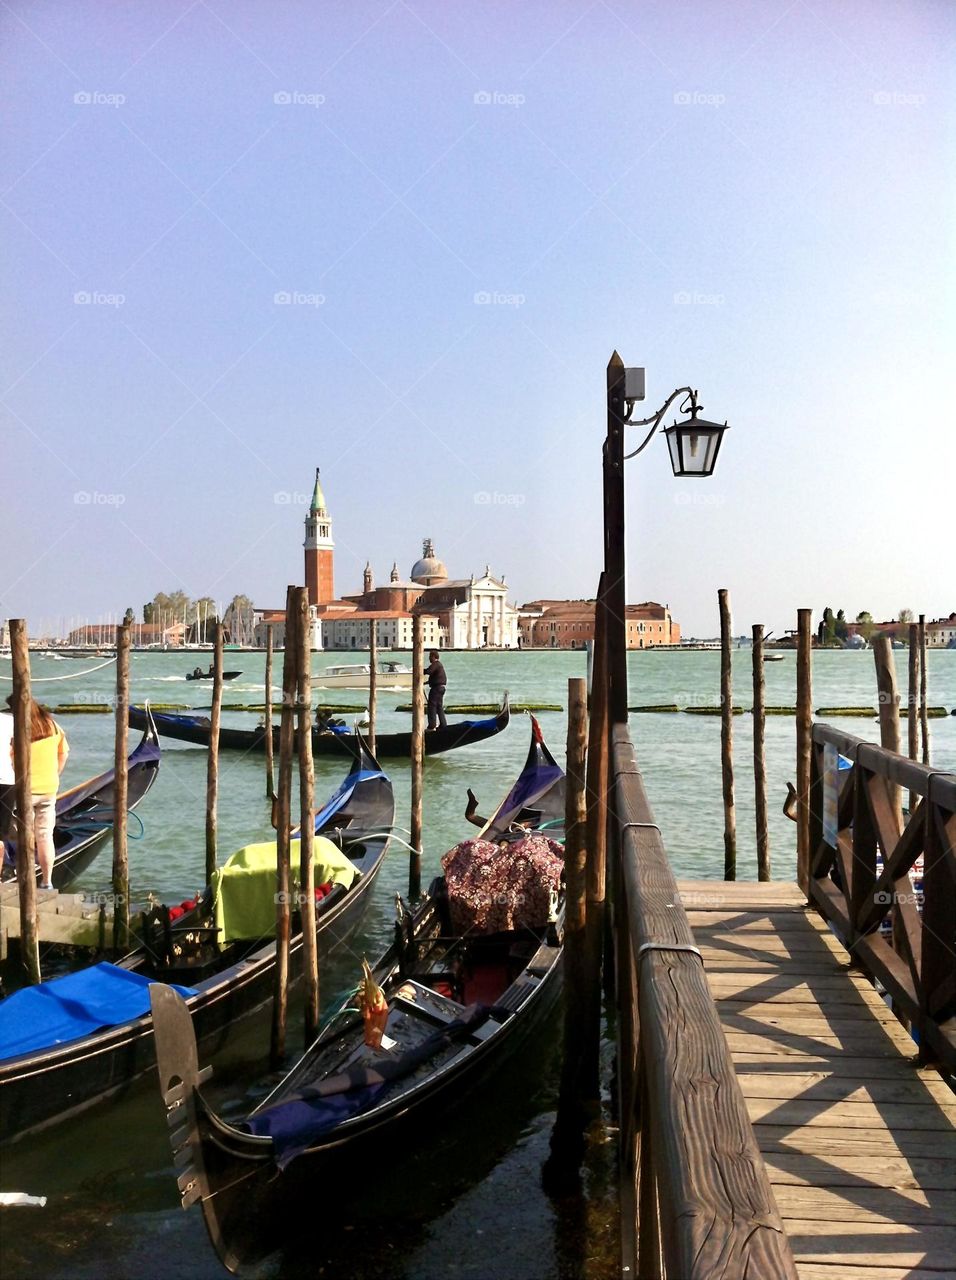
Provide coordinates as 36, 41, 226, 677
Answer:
314, 661, 413, 690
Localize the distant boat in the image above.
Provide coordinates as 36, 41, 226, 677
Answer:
764, 654, 786, 662
314, 661, 413, 691
185, 670, 243, 682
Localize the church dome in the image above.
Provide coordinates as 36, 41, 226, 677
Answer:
410, 537, 448, 585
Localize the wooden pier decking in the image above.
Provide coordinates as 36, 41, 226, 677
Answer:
680, 878, 956, 1280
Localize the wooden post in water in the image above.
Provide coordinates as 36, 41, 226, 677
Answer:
367, 619, 378, 756
752, 623, 770, 881
583, 585, 608, 1099
409, 614, 424, 900
873, 636, 902, 830
264, 624, 276, 801
918, 613, 929, 765
718, 588, 736, 880
205, 621, 223, 885
295, 587, 319, 1044
604, 352, 629, 725
271, 587, 298, 1068
547, 676, 590, 1179
907, 623, 919, 816
795, 608, 813, 895
112, 621, 131, 951
9, 620, 40, 985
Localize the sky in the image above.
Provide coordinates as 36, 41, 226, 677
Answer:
1, 0, 953, 639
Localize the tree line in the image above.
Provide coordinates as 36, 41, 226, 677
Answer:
139, 592, 255, 644
819, 606, 915, 645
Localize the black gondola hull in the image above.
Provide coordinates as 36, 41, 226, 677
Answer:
128, 695, 510, 758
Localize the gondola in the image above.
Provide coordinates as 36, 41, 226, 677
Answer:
185, 671, 243, 681
129, 692, 511, 758
150, 717, 565, 1273
0, 741, 394, 1142
0, 708, 161, 890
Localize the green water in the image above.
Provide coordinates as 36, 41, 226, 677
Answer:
1, 647, 953, 1279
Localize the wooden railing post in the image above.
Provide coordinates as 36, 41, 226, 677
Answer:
10, 620, 40, 985
796, 608, 813, 894
752, 623, 770, 880
918, 613, 929, 764
718, 588, 736, 880
112, 620, 131, 951
270, 586, 297, 1069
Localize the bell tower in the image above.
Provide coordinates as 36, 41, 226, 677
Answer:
304, 468, 334, 607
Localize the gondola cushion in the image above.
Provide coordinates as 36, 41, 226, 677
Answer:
210, 836, 355, 943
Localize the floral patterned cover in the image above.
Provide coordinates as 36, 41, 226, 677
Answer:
440, 834, 564, 935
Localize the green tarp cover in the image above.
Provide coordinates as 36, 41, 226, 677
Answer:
211, 835, 356, 944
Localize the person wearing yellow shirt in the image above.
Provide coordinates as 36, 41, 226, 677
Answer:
6, 697, 69, 889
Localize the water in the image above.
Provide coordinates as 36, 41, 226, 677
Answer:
1, 647, 953, 1279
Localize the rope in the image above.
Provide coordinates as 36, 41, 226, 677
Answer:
0, 656, 117, 683
64, 810, 146, 840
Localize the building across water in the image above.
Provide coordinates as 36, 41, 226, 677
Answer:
518, 599, 681, 649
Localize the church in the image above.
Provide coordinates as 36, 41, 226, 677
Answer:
254, 470, 521, 649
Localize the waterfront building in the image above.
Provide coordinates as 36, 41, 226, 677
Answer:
320, 611, 443, 651
518, 600, 681, 650
927, 612, 956, 647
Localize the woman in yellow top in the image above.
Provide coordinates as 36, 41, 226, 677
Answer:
6, 699, 70, 889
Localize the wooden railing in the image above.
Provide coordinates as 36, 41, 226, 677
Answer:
804, 723, 956, 1072
610, 724, 798, 1279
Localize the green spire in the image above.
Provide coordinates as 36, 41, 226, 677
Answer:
310, 467, 326, 514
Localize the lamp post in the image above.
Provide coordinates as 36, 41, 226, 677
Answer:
601, 351, 729, 725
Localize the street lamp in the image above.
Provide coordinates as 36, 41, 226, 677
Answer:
601, 352, 729, 722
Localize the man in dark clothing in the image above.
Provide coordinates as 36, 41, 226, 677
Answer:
424, 650, 447, 730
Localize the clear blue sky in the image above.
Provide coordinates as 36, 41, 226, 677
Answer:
2, 0, 952, 638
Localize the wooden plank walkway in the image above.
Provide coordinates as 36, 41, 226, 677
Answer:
0, 881, 115, 951
677, 879, 956, 1280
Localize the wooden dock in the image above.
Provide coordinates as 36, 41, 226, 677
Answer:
0, 881, 116, 953
680, 879, 956, 1280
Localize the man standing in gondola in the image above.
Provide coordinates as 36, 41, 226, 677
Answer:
424, 649, 447, 731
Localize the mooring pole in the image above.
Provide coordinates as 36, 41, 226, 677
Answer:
873, 635, 902, 831
112, 620, 131, 952
10, 620, 40, 985
583, 584, 608, 1099
271, 586, 297, 1069
795, 608, 813, 895
264, 624, 276, 801
205, 621, 223, 885
907, 622, 919, 815
753, 622, 770, 880
718, 588, 736, 880
295, 587, 319, 1044
368, 618, 378, 756
409, 614, 424, 900
547, 675, 590, 1179
918, 613, 929, 764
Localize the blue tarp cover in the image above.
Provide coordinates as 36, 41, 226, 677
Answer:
0, 962, 195, 1060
